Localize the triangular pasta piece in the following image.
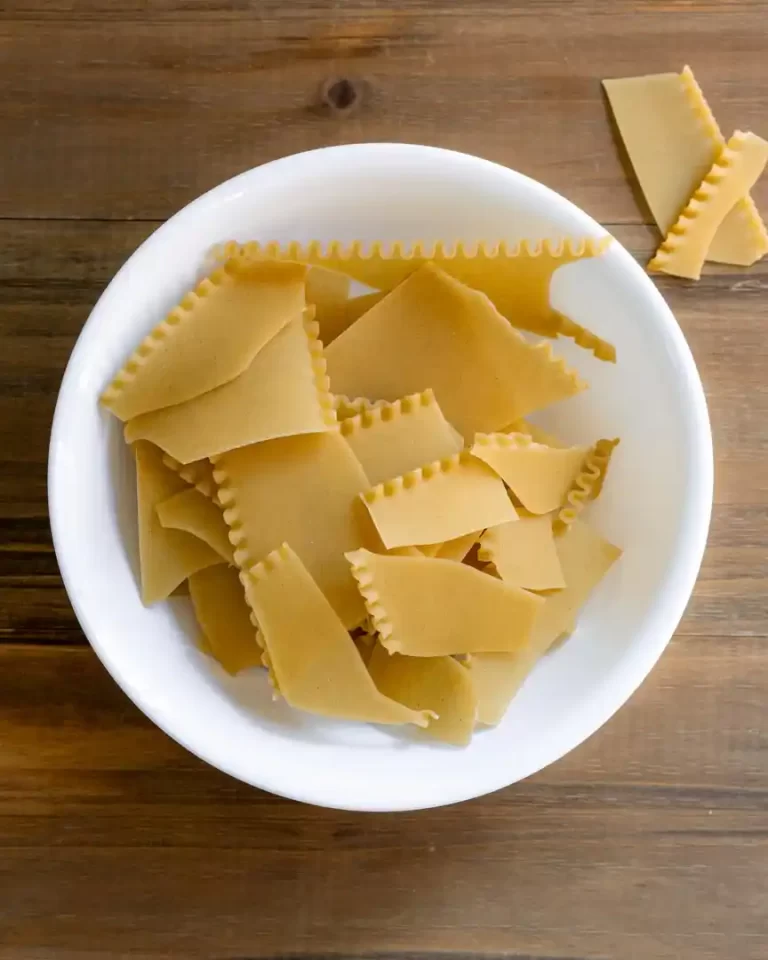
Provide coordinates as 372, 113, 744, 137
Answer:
649, 132, 768, 280
471, 433, 588, 515
305, 264, 350, 311
340, 389, 463, 486
244, 544, 431, 727
556, 438, 620, 533
162, 453, 218, 502
156, 488, 234, 564
315, 291, 386, 344
101, 259, 306, 420
347, 548, 543, 656
125, 314, 336, 463
325, 264, 586, 436
479, 515, 565, 589
434, 531, 480, 562
189, 564, 263, 675
367, 644, 477, 746
533, 519, 622, 649
361, 451, 517, 550
134, 441, 220, 604
603, 67, 768, 266
213, 431, 379, 628
217, 239, 614, 359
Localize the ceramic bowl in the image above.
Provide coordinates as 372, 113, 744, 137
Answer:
49, 144, 713, 811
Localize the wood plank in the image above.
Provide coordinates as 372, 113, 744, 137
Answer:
0, 4, 766, 220
0, 642, 765, 960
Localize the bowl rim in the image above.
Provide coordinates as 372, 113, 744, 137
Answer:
48, 143, 714, 810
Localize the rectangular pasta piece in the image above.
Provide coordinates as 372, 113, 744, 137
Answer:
217, 239, 615, 360
555, 438, 620, 533
125, 314, 337, 463
189, 563, 263, 675
468, 650, 540, 726
471, 433, 588, 515
479, 515, 565, 590
649, 132, 768, 280
603, 67, 768, 266
367, 644, 477, 746
361, 451, 517, 550
339, 388, 463, 486
244, 544, 431, 726
326, 264, 586, 437
101, 259, 306, 421
134, 441, 221, 604
347, 548, 543, 657
213, 431, 379, 628
156, 487, 234, 564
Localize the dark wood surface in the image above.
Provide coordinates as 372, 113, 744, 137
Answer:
1, 2, 768, 958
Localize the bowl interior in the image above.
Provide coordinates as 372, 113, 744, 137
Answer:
49, 144, 712, 811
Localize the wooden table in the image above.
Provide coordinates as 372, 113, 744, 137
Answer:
2, 2, 767, 958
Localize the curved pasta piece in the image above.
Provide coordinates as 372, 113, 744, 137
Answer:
156, 487, 234, 564
471, 433, 588, 515
603, 67, 768, 266
213, 431, 379, 628
215, 238, 614, 358
189, 564, 263, 675
347, 548, 543, 657
361, 451, 517, 550
479, 515, 565, 590
649, 132, 768, 280
367, 644, 477, 746
125, 314, 336, 463
134, 441, 220, 605
340, 389, 463, 486
326, 264, 586, 436
161, 454, 218, 502
555, 438, 620, 533
334, 394, 387, 420
101, 259, 306, 421
244, 544, 431, 727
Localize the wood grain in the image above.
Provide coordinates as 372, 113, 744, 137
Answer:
1, 0, 768, 957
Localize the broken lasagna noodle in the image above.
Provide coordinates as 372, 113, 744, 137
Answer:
101, 241, 622, 744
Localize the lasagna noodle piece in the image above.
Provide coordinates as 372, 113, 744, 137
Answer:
334, 394, 387, 420
162, 453, 218, 501
213, 431, 379, 628
471, 518, 621, 725
189, 564, 263, 675
649, 131, 768, 280
134, 441, 220, 604
347, 548, 544, 657
339, 389, 463, 486
316, 291, 386, 345
326, 264, 586, 436
361, 451, 517, 550
244, 544, 431, 726
603, 67, 768, 266
471, 433, 588, 515
156, 487, 234, 564
502, 419, 566, 448
479, 515, 565, 590
367, 644, 477, 746
556, 438, 620, 532
125, 314, 336, 463
217, 239, 615, 360
101, 259, 306, 420
434, 531, 481, 562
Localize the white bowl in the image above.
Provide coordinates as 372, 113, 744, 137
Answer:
49, 144, 712, 811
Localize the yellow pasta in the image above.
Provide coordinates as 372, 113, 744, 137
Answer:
325, 264, 586, 436
161, 453, 219, 502
555, 438, 620, 533
101, 259, 306, 420
478, 515, 565, 590
361, 451, 517, 550
156, 487, 234, 564
244, 544, 432, 727
189, 564, 263, 675
347, 548, 543, 657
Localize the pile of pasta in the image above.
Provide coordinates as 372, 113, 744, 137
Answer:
604, 65, 768, 280
101, 238, 622, 746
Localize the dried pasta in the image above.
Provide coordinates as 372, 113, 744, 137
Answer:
479, 515, 565, 590
189, 564, 263, 675
555, 438, 620, 533
156, 487, 234, 564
